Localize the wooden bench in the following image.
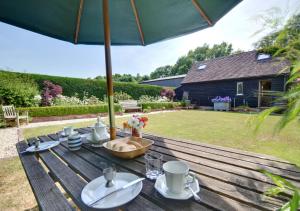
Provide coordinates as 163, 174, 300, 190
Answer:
2, 105, 29, 127
119, 100, 142, 112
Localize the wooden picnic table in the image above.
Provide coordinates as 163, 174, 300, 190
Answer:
16, 127, 300, 211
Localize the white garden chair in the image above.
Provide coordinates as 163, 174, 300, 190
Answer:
1, 105, 29, 127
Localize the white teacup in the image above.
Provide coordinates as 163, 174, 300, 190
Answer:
63, 126, 73, 136
163, 161, 195, 194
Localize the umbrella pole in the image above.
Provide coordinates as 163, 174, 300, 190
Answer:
103, 0, 116, 140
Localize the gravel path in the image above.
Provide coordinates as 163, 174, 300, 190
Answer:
0, 127, 22, 159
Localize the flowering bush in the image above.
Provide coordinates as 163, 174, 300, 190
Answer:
52, 93, 102, 106
41, 81, 62, 106
160, 88, 175, 101
138, 95, 167, 103
211, 96, 232, 103
113, 91, 132, 103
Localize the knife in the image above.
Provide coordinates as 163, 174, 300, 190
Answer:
88, 177, 145, 207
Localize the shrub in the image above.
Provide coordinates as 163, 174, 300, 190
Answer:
138, 95, 157, 103
160, 88, 175, 101
52, 94, 102, 106
18, 104, 122, 117
41, 80, 63, 106
0, 71, 163, 100
139, 102, 182, 110
114, 92, 132, 103
0, 72, 39, 107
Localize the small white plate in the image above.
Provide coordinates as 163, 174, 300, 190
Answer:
154, 174, 200, 200
81, 172, 143, 209
26, 141, 60, 153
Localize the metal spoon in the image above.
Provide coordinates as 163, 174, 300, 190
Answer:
186, 183, 201, 202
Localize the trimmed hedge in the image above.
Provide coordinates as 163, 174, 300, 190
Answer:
0, 70, 162, 100
139, 102, 182, 110
18, 104, 122, 117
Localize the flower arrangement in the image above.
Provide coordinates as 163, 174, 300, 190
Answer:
123, 115, 148, 138
211, 96, 232, 103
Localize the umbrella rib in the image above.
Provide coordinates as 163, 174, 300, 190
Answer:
130, 0, 145, 46
74, 0, 84, 44
191, 0, 212, 26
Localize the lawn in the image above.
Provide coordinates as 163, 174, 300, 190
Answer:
22, 110, 300, 166
2, 110, 299, 210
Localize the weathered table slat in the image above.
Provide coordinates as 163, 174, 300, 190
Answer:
16, 141, 74, 211
147, 134, 298, 172
83, 144, 281, 211
18, 128, 300, 211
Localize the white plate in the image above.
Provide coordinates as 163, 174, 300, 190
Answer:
81, 172, 143, 209
26, 141, 60, 153
154, 174, 200, 200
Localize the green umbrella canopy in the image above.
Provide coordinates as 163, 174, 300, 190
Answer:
0, 0, 241, 46
0, 0, 241, 139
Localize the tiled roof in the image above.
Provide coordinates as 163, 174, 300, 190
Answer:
182, 50, 290, 84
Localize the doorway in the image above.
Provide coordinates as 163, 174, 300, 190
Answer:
258, 80, 272, 107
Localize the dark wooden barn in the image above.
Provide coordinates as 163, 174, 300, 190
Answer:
140, 74, 186, 88
175, 51, 290, 108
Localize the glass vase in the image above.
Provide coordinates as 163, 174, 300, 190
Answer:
132, 128, 142, 138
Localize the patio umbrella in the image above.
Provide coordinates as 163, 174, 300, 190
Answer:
0, 0, 241, 139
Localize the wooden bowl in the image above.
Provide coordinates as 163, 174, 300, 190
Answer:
103, 136, 154, 159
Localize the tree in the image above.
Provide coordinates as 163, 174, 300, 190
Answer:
150, 65, 173, 79
150, 42, 234, 79
253, 13, 300, 211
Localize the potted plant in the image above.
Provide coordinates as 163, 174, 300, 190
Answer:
211, 96, 231, 111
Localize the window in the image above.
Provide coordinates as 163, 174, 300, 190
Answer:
257, 53, 271, 61
237, 82, 243, 95
197, 64, 206, 70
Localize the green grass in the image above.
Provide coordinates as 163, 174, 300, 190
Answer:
0, 157, 38, 211
22, 110, 300, 166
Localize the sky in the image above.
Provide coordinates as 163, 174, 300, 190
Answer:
0, 0, 299, 79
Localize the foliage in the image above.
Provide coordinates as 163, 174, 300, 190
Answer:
0, 71, 39, 107
150, 42, 234, 79
95, 73, 149, 83
139, 102, 181, 110
160, 88, 175, 101
138, 95, 158, 103
260, 170, 300, 211
255, 14, 300, 49
52, 93, 102, 106
211, 96, 232, 103
18, 104, 122, 117
254, 14, 300, 133
41, 80, 62, 106
113, 91, 132, 103
253, 12, 300, 211
0, 70, 163, 100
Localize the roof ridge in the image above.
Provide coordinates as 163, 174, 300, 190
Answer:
194, 50, 257, 65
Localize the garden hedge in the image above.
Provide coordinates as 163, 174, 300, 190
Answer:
0, 70, 162, 100
139, 102, 182, 110
18, 104, 122, 117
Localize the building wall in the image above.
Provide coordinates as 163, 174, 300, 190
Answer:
141, 77, 184, 87
175, 75, 286, 107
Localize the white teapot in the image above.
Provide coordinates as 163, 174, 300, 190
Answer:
94, 116, 110, 140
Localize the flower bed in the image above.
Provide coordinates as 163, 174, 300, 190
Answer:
211, 96, 231, 111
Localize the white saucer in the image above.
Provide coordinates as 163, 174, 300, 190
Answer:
26, 141, 60, 153
154, 174, 200, 200
81, 172, 143, 209
61, 131, 78, 137
81, 134, 108, 147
